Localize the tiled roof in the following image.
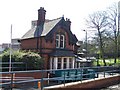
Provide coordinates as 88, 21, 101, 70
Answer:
22, 27, 36, 39
21, 17, 62, 39
41, 18, 62, 36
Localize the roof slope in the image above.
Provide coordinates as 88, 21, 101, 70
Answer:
21, 17, 62, 39
21, 17, 78, 44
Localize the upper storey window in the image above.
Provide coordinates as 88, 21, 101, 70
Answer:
56, 34, 65, 48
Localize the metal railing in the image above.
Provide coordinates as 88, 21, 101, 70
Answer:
0, 66, 120, 90
0, 62, 27, 72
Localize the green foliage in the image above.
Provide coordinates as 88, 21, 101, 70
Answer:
93, 58, 120, 66
0, 50, 43, 71
22, 51, 44, 70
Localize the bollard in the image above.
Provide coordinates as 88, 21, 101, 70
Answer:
38, 81, 41, 89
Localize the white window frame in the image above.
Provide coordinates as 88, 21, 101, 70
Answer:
56, 34, 60, 48
56, 34, 65, 48
60, 35, 65, 48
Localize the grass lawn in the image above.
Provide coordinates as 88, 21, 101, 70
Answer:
93, 58, 120, 66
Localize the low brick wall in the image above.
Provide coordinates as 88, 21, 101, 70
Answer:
2, 71, 47, 79
45, 75, 120, 90
2, 71, 47, 88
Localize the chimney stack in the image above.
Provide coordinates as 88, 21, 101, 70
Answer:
37, 7, 46, 26
66, 18, 71, 30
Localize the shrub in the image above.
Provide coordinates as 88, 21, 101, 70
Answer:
0, 50, 43, 71
22, 51, 44, 70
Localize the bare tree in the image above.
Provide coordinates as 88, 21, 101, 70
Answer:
86, 11, 108, 66
105, 3, 119, 64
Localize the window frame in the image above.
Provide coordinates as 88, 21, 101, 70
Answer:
56, 34, 60, 48
57, 58, 62, 69
69, 58, 73, 68
56, 34, 65, 48
60, 35, 65, 48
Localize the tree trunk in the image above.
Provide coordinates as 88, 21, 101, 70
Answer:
114, 31, 117, 64
98, 28, 106, 66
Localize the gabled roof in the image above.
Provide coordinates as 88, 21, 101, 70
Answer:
41, 18, 62, 36
21, 17, 62, 39
21, 17, 78, 44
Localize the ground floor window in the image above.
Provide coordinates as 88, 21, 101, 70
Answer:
50, 57, 75, 69
63, 58, 67, 69
58, 58, 62, 69
69, 58, 73, 68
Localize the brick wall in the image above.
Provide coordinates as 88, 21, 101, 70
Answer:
2, 72, 47, 79
21, 38, 38, 49
21, 28, 75, 51
20, 27, 76, 70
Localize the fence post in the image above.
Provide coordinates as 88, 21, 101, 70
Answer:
48, 73, 50, 85
63, 70, 65, 87
81, 69, 82, 83
10, 73, 14, 90
104, 69, 105, 78
41, 70, 44, 90
97, 67, 99, 78
12, 73, 15, 87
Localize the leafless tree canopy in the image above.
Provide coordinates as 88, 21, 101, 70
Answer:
86, 11, 108, 66
86, 11, 108, 32
85, 2, 120, 64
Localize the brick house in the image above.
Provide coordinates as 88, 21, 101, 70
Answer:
20, 7, 78, 70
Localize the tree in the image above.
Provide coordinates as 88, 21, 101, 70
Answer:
105, 3, 120, 63
86, 11, 108, 66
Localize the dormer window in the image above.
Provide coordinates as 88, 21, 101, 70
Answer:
56, 34, 65, 48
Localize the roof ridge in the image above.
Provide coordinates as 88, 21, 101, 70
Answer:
45, 17, 62, 23
30, 17, 62, 23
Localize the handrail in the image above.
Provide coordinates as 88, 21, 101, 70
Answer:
0, 65, 118, 73
0, 62, 25, 64
0, 66, 120, 89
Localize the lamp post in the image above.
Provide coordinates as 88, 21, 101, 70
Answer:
9, 24, 12, 72
83, 30, 87, 60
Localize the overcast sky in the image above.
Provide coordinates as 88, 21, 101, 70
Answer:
0, 0, 119, 44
